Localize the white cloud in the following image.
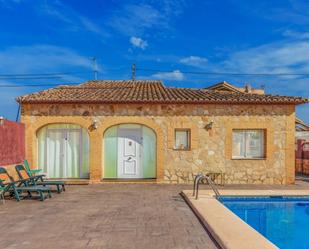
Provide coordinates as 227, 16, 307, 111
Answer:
108, 2, 185, 36
152, 70, 184, 81
228, 1, 309, 25
159, 0, 186, 16
79, 16, 102, 35
109, 4, 164, 36
222, 40, 309, 74
217, 36, 309, 123
0, 44, 92, 74
130, 36, 148, 50
282, 30, 309, 40
37, 1, 109, 39
0, 44, 96, 120
180, 56, 208, 68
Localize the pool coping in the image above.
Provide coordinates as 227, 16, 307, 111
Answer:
181, 189, 309, 249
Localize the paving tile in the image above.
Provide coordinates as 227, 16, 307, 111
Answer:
0, 184, 221, 249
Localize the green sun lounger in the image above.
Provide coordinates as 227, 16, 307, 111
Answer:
0, 167, 51, 201
15, 165, 65, 193
0, 179, 5, 204
0, 178, 14, 203
23, 159, 42, 176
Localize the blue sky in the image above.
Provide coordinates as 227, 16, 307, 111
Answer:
0, 0, 308, 121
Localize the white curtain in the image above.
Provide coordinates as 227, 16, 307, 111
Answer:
46, 130, 63, 178
246, 131, 264, 158
175, 130, 189, 150
66, 130, 81, 178
232, 130, 264, 158
232, 131, 246, 158
37, 124, 89, 178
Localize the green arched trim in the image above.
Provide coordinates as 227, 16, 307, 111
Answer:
103, 124, 156, 178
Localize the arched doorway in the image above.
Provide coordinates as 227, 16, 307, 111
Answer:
103, 124, 156, 179
37, 124, 90, 178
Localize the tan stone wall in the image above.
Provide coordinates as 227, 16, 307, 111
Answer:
21, 103, 295, 184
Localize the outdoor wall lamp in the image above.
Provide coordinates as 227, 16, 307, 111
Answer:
92, 119, 98, 130
204, 121, 213, 131
0, 116, 4, 126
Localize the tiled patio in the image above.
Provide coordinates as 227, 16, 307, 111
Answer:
1, 181, 309, 249
0, 184, 218, 249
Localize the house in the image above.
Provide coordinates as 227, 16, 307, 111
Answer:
16, 80, 308, 184
296, 117, 309, 137
295, 117, 309, 175
205, 81, 265, 94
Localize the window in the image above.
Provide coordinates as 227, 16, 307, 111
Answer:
175, 129, 190, 150
232, 130, 265, 159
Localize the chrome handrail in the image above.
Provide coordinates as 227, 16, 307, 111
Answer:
192, 173, 221, 200
192, 172, 204, 197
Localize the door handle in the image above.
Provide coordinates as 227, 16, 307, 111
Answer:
127, 157, 132, 161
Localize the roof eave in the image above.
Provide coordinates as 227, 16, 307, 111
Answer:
17, 99, 309, 105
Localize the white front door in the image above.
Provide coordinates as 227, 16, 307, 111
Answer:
117, 128, 142, 178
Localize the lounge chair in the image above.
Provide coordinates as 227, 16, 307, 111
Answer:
23, 159, 42, 176
0, 178, 14, 203
0, 180, 5, 204
0, 167, 51, 201
15, 165, 65, 193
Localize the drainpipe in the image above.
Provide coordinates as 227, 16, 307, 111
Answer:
15, 103, 20, 122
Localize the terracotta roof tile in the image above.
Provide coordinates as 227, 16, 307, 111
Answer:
16, 80, 309, 105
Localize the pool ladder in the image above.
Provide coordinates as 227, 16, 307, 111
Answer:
192, 173, 221, 200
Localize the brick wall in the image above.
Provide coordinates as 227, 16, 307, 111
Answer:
0, 119, 25, 166
295, 139, 309, 175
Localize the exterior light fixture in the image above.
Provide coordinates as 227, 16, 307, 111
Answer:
92, 119, 98, 130
0, 116, 4, 126
204, 121, 213, 131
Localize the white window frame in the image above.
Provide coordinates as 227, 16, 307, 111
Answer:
232, 129, 265, 159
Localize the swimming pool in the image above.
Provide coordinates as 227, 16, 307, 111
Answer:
221, 196, 309, 249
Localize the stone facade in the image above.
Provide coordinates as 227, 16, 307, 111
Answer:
21, 103, 296, 184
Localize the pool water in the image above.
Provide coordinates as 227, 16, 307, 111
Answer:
221, 196, 309, 249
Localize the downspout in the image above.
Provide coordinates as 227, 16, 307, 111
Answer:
15, 103, 20, 122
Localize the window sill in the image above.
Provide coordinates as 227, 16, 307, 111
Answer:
173, 148, 191, 151
232, 158, 266, 160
